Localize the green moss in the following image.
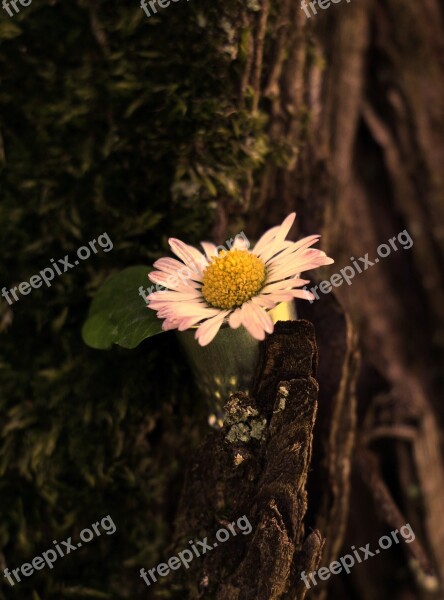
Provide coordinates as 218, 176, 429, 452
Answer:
0, 0, 278, 597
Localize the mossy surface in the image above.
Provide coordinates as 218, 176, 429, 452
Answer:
0, 0, 275, 597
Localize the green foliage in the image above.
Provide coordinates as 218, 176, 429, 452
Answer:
0, 0, 273, 597
82, 266, 163, 350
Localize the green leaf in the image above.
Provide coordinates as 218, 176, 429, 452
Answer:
82, 266, 163, 350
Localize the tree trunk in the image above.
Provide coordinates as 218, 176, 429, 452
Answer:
172, 0, 444, 598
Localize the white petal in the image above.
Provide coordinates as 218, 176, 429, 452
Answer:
251, 295, 278, 309
168, 238, 206, 278
177, 316, 206, 330
153, 256, 203, 284
176, 307, 221, 320
148, 290, 202, 302
252, 225, 281, 255
153, 302, 217, 318
161, 318, 181, 331
250, 302, 274, 334
260, 292, 295, 304
265, 235, 321, 268
195, 312, 228, 346
240, 303, 266, 341
260, 277, 310, 294
149, 271, 200, 291
153, 257, 186, 273
270, 212, 296, 249
291, 289, 315, 301
232, 236, 249, 250
200, 241, 218, 259
255, 213, 296, 262
267, 253, 333, 280
228, 308, 242, 329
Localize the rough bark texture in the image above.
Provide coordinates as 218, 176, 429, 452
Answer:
169, 321, 322, 600
209, 0, 444, 598
162, 296, 360, 599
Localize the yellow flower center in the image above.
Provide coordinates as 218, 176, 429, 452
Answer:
201, 249, 266, 309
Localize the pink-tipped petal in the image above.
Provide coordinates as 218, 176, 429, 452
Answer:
250, 302, 274, 334
149, 271, 200, 291
148, 290, 202, 302
271, 212, 296, 248
168, 238, 206, 277
152, 256, 204, 284
267, 251, 334, 280
255, 213, 296, 262
162, 318, 180, 331
152, 257, 186, 273
228, 308, 242, 329
177, 316, 205, 330
260, 292, 295, 304
231, 236, 249, 250
251, 295, 278, 309
260, 277, 310, 294
151, 302, 217, 319
195, 312, 228, 346
290, 288, 315, 301
201, 241, 218, 259
252, 225, 281, 256
240, 303, 266, 341
265, 235, 321, 268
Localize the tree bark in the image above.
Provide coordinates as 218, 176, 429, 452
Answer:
165, 290, 361, 599
169, 315, 353, 599
207, 0, 444, 598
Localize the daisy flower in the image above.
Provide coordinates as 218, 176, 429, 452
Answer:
147, 213, 333, 346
